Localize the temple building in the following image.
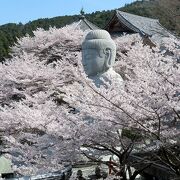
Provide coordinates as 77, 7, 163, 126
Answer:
73, 15, 101, 31
104, 10, 175, 47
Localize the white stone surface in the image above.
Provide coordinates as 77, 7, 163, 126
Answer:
0, 156, 13, 175
82, 30, 123, 88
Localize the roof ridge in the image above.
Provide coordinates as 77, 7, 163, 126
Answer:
116, 10, 159, 22
116, 10, 147, 36
83, 18, 100, 29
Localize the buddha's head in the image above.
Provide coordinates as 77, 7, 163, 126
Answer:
82, 30, 116, 77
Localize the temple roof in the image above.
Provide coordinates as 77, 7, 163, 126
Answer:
74, 16, 100, 31
105, 10, 175, 45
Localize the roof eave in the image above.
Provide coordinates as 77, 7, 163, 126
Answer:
116, 10, 148, 36
104, 11, 117, 30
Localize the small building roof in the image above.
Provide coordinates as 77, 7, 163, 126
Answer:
74, 15, 101, 31
105, 10, 175, 45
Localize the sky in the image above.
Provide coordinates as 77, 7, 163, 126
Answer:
0, 0, 136, 25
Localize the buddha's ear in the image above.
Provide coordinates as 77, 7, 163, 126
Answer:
104, 48, 112, 69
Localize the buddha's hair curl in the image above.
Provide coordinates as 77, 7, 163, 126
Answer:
82, 30, 116, 51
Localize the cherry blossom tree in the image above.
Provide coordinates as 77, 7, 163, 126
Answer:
0, 24, 84, 175
0, 23, 179, 179
64, 32, 180, 178
64, 36, 180, 178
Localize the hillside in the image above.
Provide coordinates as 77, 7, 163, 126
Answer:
0, 0, 179, 62
121, 0, 180, 35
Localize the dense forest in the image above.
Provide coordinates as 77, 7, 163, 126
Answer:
0, 0, 179, 62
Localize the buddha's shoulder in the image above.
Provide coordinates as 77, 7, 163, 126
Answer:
103, 68, 123, 81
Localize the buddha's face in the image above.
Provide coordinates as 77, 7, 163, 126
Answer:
82, 48, 107, 77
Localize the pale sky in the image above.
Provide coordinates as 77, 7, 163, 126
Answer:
0, 0, 136, 25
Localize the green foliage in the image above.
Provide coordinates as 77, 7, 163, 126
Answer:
85, 10, 114, 28
121, 0, 180, 35
0, 0, 179, 62
0, 23, 25, 61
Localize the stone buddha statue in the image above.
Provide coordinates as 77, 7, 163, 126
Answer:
82, 30, 123, 87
